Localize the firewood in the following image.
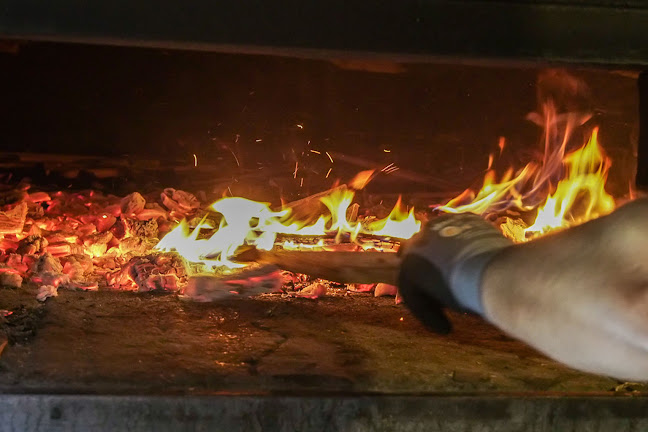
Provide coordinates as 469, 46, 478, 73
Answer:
251, 250, 400, 285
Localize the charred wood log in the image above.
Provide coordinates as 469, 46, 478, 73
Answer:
248, 250, 400, 285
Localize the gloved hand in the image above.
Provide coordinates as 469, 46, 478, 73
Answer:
398, 213, 513, 334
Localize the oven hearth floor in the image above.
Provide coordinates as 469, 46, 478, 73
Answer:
3, 287, 648, 431
0, 287, 622, 394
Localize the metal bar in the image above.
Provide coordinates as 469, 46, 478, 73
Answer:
2, 1, 648, 66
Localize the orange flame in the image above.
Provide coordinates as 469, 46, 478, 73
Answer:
440, 103, 615, 242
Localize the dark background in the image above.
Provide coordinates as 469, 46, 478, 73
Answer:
0, 42, 638, 198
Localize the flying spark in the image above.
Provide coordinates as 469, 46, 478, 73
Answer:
326, 168, 332, 178
325, 152, 334, 164
193, 154, 198, 167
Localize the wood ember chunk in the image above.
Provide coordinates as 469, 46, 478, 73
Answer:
84, 231, 113, 247
95, 214, 116, 232
16, 235, 47, 255
44, 242, 73, 257
123, 218, 158, 239
184, 267, 282, 302
110, 219, 127, 239
120, 192, 146, 216
27, 204, 45, 219
6, 254, 30, 273
117, 253, 189, 292
297, 282, 327, 299
161, 188, 200, 213
136, 204, 168, 221
23, 223, 42, 237
348, 283, 375, 293
62, 258, 86, 281
65, 254, 93, 274
374, 283, 398, 297
31, 253, 63, 274
94, 255, 118, 271
68, 281, 99, 291
0, 237, 19, 251
0, 202, 27, 234
118, 237, 157, 255
36, 285, 58, 302
0, 272, 22, 288
103, 204, 122, 217
27, 191, 51, 203
395, 289, 403, 304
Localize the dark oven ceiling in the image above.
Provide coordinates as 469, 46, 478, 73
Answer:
1, 1, 648, 67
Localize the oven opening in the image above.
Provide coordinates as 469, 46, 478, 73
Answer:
0, 40, 643, 429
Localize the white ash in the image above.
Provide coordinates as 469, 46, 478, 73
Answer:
296, 282, 327, 299
36, 285, 58, 302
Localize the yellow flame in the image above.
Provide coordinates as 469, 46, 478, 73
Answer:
524, 127, 614, 236
156, 183, 421, 271
366, 197, 421, 239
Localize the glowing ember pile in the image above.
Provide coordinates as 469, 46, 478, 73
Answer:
0, 187, 199, 299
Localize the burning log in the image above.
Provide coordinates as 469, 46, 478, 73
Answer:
249, 250, 400, 285
184, 265, 282, 302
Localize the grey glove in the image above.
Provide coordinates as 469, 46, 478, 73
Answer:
398, 213, 512, 333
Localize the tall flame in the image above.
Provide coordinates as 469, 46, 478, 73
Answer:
524, 127, 614, 235
440, 103, 615, 242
